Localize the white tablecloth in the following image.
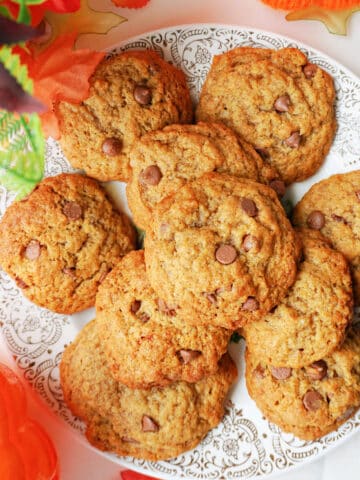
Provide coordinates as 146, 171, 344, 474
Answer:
1, 0, 360, 478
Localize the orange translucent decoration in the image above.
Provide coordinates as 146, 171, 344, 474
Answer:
261, 0, 360, 9
0, 363, 58, 480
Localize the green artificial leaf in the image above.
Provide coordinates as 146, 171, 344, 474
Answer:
0, 112, 45, 199
0, 47, 45, 199
0, 6, 11, 18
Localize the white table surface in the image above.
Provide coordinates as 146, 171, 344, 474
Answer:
1, 1, 360, 479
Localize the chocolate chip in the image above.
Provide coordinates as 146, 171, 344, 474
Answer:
307, 210, 325, 230
215, 244, 237, 265
177, 349, 201, 364
241, 296, 259, 311
284, 131, 301, 148
142, 415, 159, 432
269, 179, 286, 197
331, 214, 348, 225
337, 406, 355, 423
139, 165, 162, 186
270, 367, 292, 380
157, 298, 177, 316
303, 63, 318, 79
139, 312, 150, 323
25, 240, 41, 260
202, 292, 217, 304
15, 277, 28, 289
121, 437, 140, 444
242, 234, 259, 252
130, 300, 141, 314
306, 360, 328, 381
355, 191, 360, 202
303, 390, 323, 411
241, 198, 258, 217
274, 94, 290, 113
134, 85, 152, 105
63, 201, 82, 221
62, 267, 76, 279
255, 148, 269, 160
102, 137, 122, 156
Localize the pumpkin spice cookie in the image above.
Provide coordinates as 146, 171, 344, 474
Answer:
242, 228, 353, 368
292, 170, 360, 304
96, 250, 231, 389
0, 173, 135, 314
60, 319, 237, 461
196, 47, 336, 184
245, 326, 360, 441
55, 49, 193, 182
144, 172, 301, 329
127, 121, 283, 229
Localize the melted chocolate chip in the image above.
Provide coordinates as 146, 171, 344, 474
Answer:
274, 94, 290, 113
102, 137, 122, 156
307, 210, 325, 230
25, 240, 41, 260
303, 390, 323, 411
63, 201, 82, 221
306, 360, 328, 381
215, 244, 237, 265
242, 234, 259, 252
142, 415, 159, 432
270, 367, 292, 380
285, 131, 301, 148
177, 349, 202, 364
303, 63, 318, 79
139, 165, 162, 186
241, 198, 258, 217
134, 85, 152, 105
202, 292, 217, 304
130, 300, 141, 314
241, 297, 259, 311
62, 267, 76, 279
269, 179, 286, 197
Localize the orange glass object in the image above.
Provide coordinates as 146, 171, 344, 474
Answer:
0, 363, 58, 480
261, 0, 360, 9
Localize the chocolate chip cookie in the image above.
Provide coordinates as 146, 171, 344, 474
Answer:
96, 250, 231, 388
196, 47, 336, 184
245, 325, 360, 440
127, 121, 283, 229
144, 172, 301, 329
55, 50, 193, 182
60, 319, 237, 461
0, 173, 135, 314
242, 228, 353, 368
293, 170, 360, 304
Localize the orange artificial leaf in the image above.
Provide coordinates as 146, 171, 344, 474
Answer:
16, 34, 104, 138
261, 0, 360, 9
111, 0, 150, 8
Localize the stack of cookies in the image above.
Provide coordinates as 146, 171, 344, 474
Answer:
1, 44, 359, 462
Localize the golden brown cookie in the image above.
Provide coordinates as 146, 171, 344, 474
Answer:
96, 250, 231, 388
196, 47, 336, 184
0, 173, 135, 314
127, 121, 283, 229
292, 170, 360, 304
242, 228, 353, 368
144, 172, 301, 329
245, 326, 360, 441
55, 50, 193, 182
60, 319, 237, 461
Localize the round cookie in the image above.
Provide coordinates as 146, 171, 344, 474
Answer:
196, 47, 336, 184
55, 50, 193, 182
96, 250, 231, 388
292, 170, 360, 305
245, 326, 360, 441
127, 121, 283, 229
60, 319, 237, 461
144, 172, 301, 329
0, 173, 135, 314
242, 228, 353, 368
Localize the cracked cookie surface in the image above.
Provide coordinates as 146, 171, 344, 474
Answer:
196, 47, 336, 184
127, 122, 282, 230
242, 228, 353, 368
245, 326, 360, 440
0, 173, 135, 314
96, 250, 231, 389
60, 319, 237, 461
55, 50, 193, 182
144, 172, 301, 329
293, 170, 360, 305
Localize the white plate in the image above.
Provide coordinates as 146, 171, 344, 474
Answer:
1, 24, 360, 480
